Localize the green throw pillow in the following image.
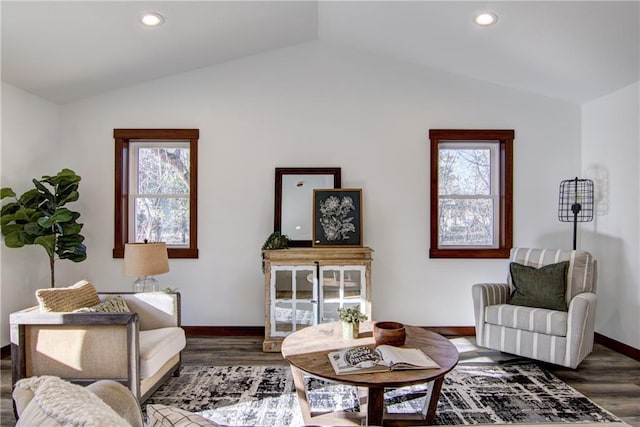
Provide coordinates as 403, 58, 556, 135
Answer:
508, 261, 569, 311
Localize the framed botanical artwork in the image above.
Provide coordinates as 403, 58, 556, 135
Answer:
312, 189, 363, 247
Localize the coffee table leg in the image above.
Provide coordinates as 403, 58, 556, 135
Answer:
367, 386, 385, 426
423, 377, 444, 425
289, 365, 312, 424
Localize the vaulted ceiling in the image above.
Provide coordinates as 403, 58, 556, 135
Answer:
2, 1, 638, 105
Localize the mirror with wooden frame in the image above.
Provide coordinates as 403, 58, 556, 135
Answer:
274, 167, 341, 247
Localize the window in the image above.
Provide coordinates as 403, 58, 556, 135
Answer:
114, 129, 199, 258
429, 129, 513, 258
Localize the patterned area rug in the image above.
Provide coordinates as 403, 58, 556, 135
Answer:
146, 363, 620, 426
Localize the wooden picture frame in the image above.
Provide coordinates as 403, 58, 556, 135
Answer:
312, 189, 363, 247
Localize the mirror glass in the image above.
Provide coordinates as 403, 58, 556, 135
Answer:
275, 168, 341, 247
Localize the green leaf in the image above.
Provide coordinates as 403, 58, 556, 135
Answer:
23, 222, 44, 235
1, 188, 16, 199
3, 231, 26, 248
57, 188, 79, 205
1, 223, 24, 236
60, 222, 82, 234
1, 213, 16, 226
1, 202, 20, 216
58, 243, 87, 262
37, 216, 52, 228
38, 208, 73, 228
57, 234, 85, 245
67, 211, 81, 222
42, 169, 81, 186
19, 189, 44, 208
32, 179, 54, 200
34, 235, 56, 257
51, 208, 73, 223
14, 207, 35, 222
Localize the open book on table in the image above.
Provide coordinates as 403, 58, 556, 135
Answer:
328, 345, 440, 375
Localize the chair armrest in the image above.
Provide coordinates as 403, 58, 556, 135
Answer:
87, 380, 144, 427
565, 292, 597, 368
472, 283, 510, 307
472, 283, 510, 347
10, 309, 141, 399
10, 307, 138, 326
99, 292, 181, 330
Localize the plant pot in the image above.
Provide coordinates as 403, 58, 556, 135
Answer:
342, 320, 359, 340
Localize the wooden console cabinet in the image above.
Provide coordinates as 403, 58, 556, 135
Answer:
262, 247, 373, 352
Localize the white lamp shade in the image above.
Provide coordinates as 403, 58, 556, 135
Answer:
124, 242, 169, 276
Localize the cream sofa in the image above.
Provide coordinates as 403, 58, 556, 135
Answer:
10, 291, 186, 403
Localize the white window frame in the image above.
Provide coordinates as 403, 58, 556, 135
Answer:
128, 141, 191, 247
437, 141, 500, 249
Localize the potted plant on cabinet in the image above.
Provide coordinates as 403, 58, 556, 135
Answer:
338, 306, 367, 340
1, 168, 87, 288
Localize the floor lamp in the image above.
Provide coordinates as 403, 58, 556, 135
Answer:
558, 177, 594, 250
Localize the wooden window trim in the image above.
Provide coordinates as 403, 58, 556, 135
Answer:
429, 129, 513, 259
113, 129, 199, 258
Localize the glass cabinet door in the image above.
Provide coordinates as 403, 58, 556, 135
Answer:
319, 266, 366, 323
271, 266, 317, 337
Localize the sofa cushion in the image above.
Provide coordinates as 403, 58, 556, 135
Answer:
485, 304, 568, 337
508, 261, 569, 311
117, 292, 179, 331
140, 327, 186, 378
147, 404, 221, 426
14, 376, 129, 427
36, 280, 101, 312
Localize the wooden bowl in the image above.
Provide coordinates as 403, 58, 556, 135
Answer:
373, 321, 406, 346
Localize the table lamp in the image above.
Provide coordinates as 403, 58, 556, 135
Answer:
124, 242, 169, 292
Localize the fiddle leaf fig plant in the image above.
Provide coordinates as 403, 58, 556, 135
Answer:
1, 168, 87, 287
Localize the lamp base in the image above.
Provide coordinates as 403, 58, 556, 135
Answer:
132, 276, 159, 292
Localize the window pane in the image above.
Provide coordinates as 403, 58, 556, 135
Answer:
134, 197, 190, 245
438, 198, 494, 246
138, 147, 189, 194
439, 148, 491, 195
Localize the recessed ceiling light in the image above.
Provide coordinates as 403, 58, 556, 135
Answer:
141, 12, 164, 27
475, 12, 498, 26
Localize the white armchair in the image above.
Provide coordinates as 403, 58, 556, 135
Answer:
10, 292, 185, 402
472, 248, 597, 368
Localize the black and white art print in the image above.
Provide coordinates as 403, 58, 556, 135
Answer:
312, 189, 363, 247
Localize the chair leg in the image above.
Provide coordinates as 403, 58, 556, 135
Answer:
172, 365, 181, 377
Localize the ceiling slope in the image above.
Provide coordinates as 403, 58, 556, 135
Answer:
318, 1, 640, 104
2, 1, 638, 105
1, 1, 318, 103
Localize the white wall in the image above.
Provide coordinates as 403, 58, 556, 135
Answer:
1, 83, 59, 345
582, 82, 640, 350
1, 42, 582, 345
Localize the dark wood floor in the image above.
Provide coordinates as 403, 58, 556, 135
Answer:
2, 336, 639, 426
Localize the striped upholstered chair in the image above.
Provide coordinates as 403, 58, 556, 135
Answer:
472, 248, 597, 368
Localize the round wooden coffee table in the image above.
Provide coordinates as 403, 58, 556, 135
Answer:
281, 321, 459, 426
